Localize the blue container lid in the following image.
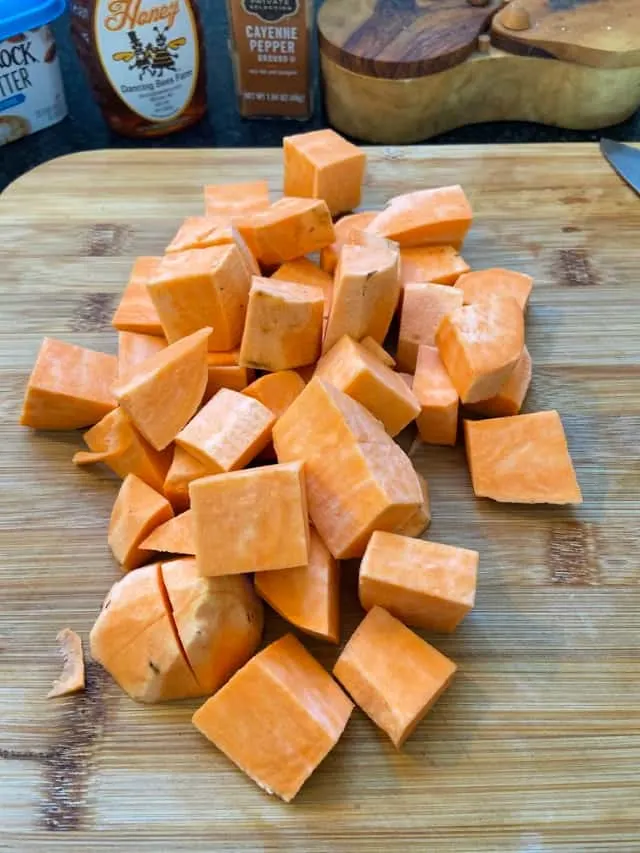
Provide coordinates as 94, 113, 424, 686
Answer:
0, 0, 66, 42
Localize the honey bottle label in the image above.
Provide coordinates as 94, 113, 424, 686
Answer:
94, 0, 200, 123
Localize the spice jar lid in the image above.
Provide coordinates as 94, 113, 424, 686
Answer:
0, 0, 66, 42
318, 0, 497, 80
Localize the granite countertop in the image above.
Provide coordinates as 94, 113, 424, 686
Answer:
1, 1, 639, 193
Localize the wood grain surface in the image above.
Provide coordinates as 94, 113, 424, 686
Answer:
1, 145, 640, 851
320, 46, 640, 143
317, 0, 499, 78
491, 0, 640, 68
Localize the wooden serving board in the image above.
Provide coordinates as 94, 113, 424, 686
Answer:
1, 145, 640, 851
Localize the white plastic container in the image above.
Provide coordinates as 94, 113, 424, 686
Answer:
0, 0, 67, 146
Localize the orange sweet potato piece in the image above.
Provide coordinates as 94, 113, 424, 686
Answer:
161, 558, 264, 695
359, 531, 478, 633
457, 268, 533, 311
323, 231, 400, 354
140, 510, 195, 555
47, 628, 85, 699
320, 211, 377, 275
242, 370, 306, 417
147, 245, 251, 352
192, 633, 353, 802
413, 345, 459, 446
73, 407, 172, 493
283, 128, 366, 216
166, 215, 229, 254
400, 245, 470, 288
315, 335, 420, 437
191, 461, 310, 576
273, 378, 422, 559
236, 197, 335, 267
255, 528, 340, 644
204, 362, 255, 402
366, 185, 473, 249
394, 473, 430, 538
396, 282, 463, 372
271, 257, 334, 318
117, 331, 167, 383
464, 410, 582, 504
359, 336, 395, 367
165, 218, 260, 276
163, 445, 209, 512
20, 338, 117, 430
436, 295, 524, 404
108, 473, 174, 571
333, 606, 456, 748
112, 327, 210, 451
465, 346, 532, 418
90, 562, 201, 703
112, 257, 164, 335
176, 387, 275, 474
204, 180, 270, 217
240, 277, 324, 371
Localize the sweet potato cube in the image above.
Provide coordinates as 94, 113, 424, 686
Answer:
161, 558, 264, 696
315, 336, 420, 437
240, 277, 324, 371
436, 295, 524, 404
117, 331, 167, 383
464, 410, 582, 504
90, 563, 200, 703
400, 245, 469, 289
333, 607, 456, 748
366, 185, 473, 248
204, 361, 255, 402
21, 338, 117, 430
176, 387, 275, 474
272, 257, 333, 318
283, 128, 366, 216
255, 528, 340, 643
394, 474, 430, 538
190, 461, 310, 576
236, 197, 335, 267
396, 282, 463, 373
147, 245, 251, 352
112, 257, 163, 335
457, 268, 533, 311
320, 211, 377, 275
163, 445, 208, 512
242, 370, 306, 417
273, 378, 422, 559
204, 180, 270, 217
108, 474, 174, 571
112, 327, 210, 451
165, 219, 259, 277
73, 408, 172, 493
359, 336, 395, 367
465, 346, 532, 418
192, 633, 353, 802
359, 531, 478, 633
140, 510, 195, 555
323, 231, 400, 354
413, 345, 459, 446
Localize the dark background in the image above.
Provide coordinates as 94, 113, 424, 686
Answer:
1, 0, 639, 192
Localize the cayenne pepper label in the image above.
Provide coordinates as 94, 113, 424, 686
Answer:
227, 0, 312, 118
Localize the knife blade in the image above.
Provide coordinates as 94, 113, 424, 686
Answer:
600, 139, 640, 196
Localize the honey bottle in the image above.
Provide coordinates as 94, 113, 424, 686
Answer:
70, 0, 207, 138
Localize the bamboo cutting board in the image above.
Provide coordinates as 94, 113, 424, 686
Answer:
1, 145, 639, 852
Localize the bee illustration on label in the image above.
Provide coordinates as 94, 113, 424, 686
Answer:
112, 27, 187, 80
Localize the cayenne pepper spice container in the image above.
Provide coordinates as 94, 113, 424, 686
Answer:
69, 0, 207, 138
226, 0, 313, 119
